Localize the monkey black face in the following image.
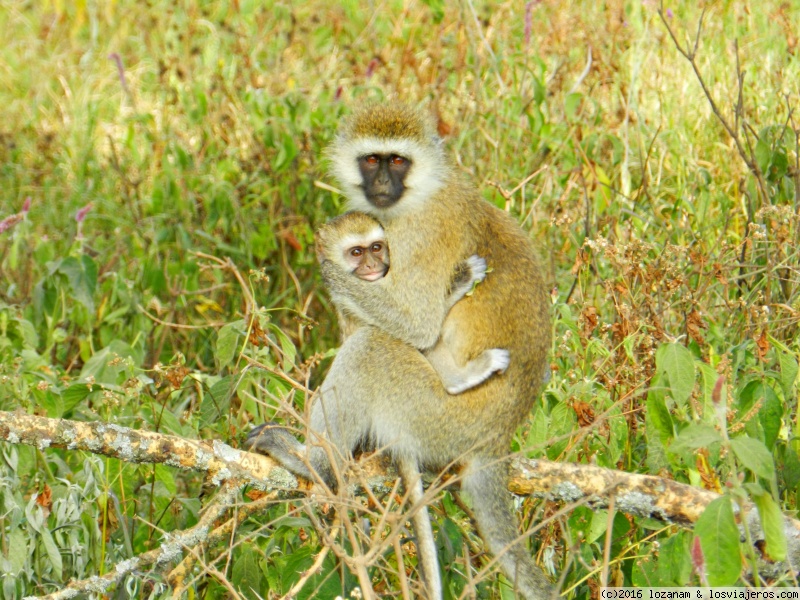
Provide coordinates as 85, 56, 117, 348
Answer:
358, 154, 412, 209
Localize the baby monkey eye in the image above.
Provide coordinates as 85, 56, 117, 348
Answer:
370, 243, 383, 253
350, 247, 364, 257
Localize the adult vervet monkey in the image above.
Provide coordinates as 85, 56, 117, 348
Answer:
248, 104, 552, 599
315, 211, 510, 394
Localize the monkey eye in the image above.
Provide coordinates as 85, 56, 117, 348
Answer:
363, 155, 380, 165
350, 247, 364, 257
370, 243, 383, 253
389, 155, 407, 165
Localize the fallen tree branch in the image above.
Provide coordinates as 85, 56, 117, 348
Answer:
3, 410, 799, 595
0, 410, 293, 490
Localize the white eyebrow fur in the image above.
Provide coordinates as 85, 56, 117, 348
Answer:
338, 225, 385, 250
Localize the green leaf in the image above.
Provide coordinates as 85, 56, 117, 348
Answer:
62, 384, 92, 413
776, 348, 798, 399
697, 362, 720, 413
586, 510, 608, 544
267, 322, 297, 370
232, 542, 263, 597
57, 255, 98, 312
669, 424, 722, 455
526, 408, 548, 453
656, 343, 695, 407
730, 436, 775, 480
154, 464, 177, 496
738, 380, 783, 449
632, 531, 692, 587
646, 392, 674, 445
80, 340, 137, 385
40, 527, 63, 580
755, 138, 772, 174
751, 490, 787, 561
565, 93, 583, 120
199, 376, 236, 428
7, 528, 28, 573
695, 496, 741, 585
781, 445, 800, 491
216, 320, 244, 370
546, 402, 575, 459
645, 386, 672, 471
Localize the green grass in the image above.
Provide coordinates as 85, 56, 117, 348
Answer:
1, 0, 800, 597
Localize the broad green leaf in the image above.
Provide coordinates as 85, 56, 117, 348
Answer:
526, 408, 548, 453
586, 510, 608, 544
776, 348, 798, 399
216, 320, 244, 370
730, 436, 775, 480
154, 464, 177, 496
695, 496, 741, 585
755, 138, 772, 174
646, 392, 673, 445
57, 255, 97, 312
657, 343, 695, 407
565, 93, 583, 120
7, 528, 27, 572
669, 424, 721, 455
40, 527, 63, 580
268, 322, 297, 370
439, 517, 462, 562
232, 542, 263, 597
752, 490, 787, 561
36, 390, 62, 418
781, 446, 800, 491
15, 317, 39, 348
199, 376, 236, 428
632, 531, 692, 587
697, 362, 720, 413
546, 402, 575, 459
62, 384, 92, 414
80, 340, 138, 384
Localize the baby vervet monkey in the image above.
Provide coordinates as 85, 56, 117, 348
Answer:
316, 211, 510, 395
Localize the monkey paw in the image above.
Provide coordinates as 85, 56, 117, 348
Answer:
464, 254, 488, 284
486, 348, 511, 373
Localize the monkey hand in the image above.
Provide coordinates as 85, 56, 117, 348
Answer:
244, 423, 321, 484
448, 255, 488, 307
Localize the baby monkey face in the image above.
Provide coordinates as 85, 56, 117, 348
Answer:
345, 237, 389, 281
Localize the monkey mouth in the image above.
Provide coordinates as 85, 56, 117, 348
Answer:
361, 270, 387, 282
369, 194, 397, 208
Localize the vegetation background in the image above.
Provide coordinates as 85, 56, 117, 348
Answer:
1, 0, 799, 597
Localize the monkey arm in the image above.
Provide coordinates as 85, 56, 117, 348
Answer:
320, 259, 448, 350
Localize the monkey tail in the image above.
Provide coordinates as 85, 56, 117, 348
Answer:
397, 457, 443, 600
461, 458, 554, 600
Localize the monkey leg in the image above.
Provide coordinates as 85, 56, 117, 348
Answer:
461, 458, 554, 600
397, 457, 442, 600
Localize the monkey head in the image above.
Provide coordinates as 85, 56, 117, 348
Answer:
327, 103, 450, 217
315, 212, 390, 281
